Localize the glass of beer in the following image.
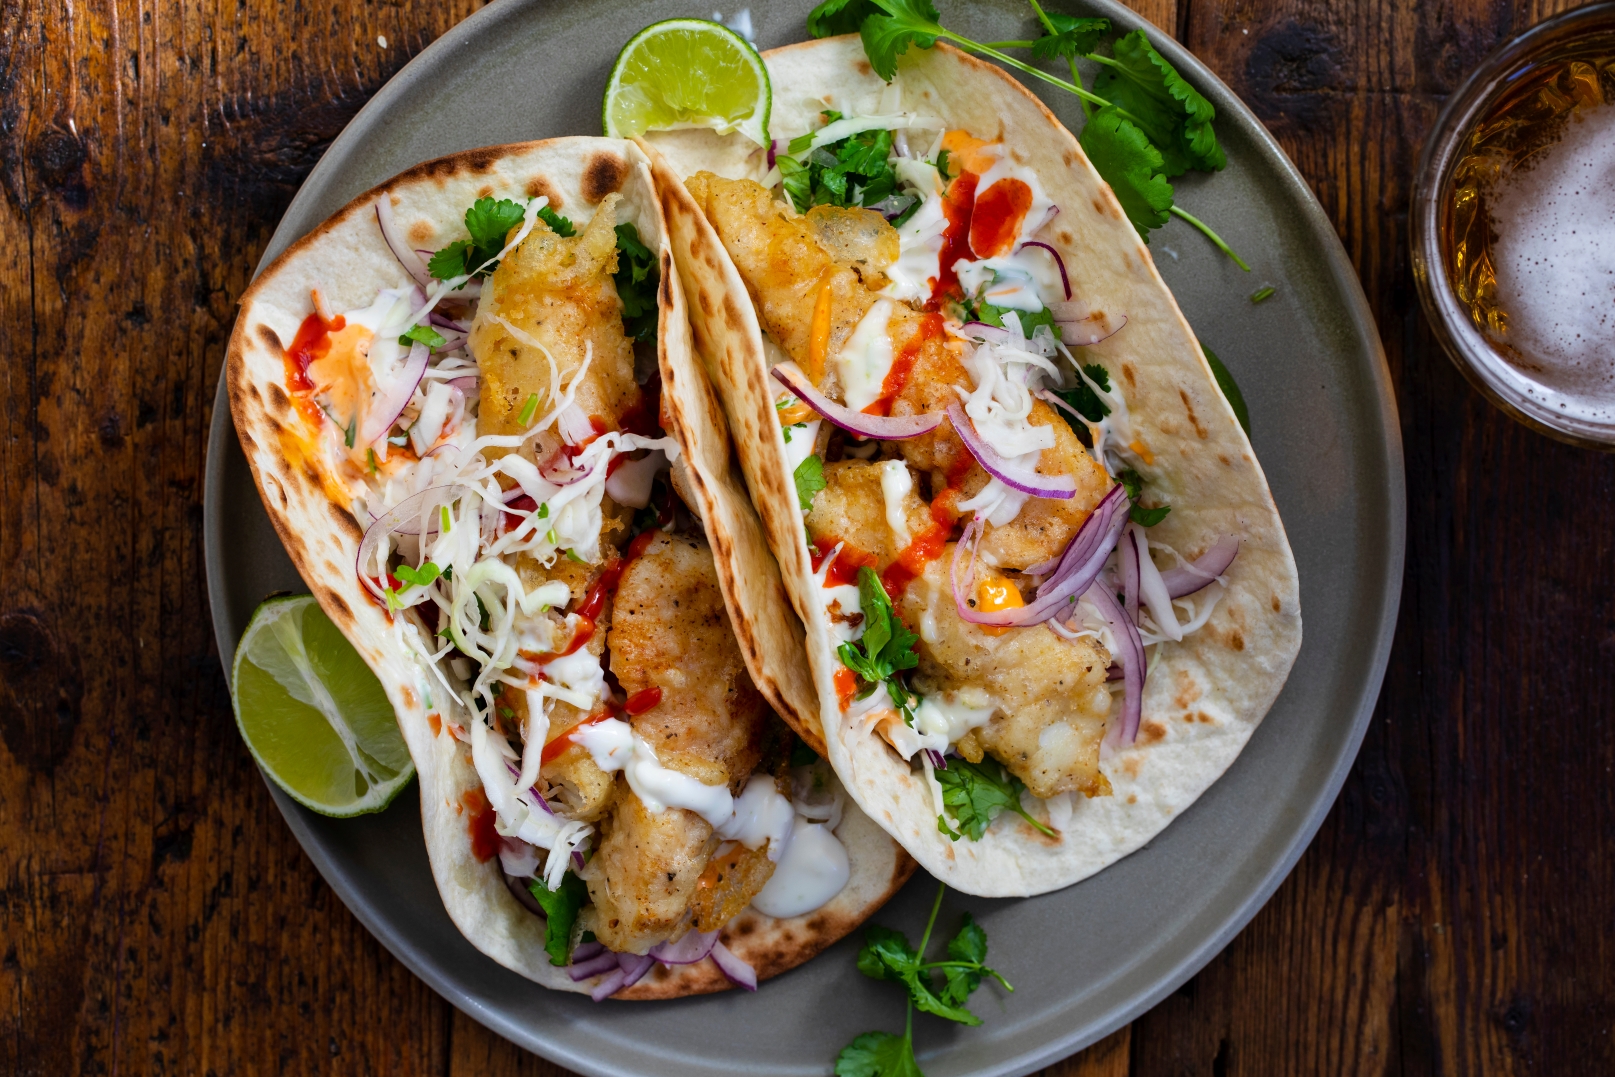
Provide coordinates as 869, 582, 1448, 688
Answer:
1412, 2, 1615, 449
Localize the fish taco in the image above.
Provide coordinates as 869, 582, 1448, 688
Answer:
648, 38, 1302, 897
226, 136, 912, 999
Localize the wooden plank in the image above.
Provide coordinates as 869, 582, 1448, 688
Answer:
0, 1, 473, 1074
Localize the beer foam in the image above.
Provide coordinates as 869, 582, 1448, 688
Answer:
1491, 102, 1615, 404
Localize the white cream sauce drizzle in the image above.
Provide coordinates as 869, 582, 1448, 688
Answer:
836, 300, 896, 413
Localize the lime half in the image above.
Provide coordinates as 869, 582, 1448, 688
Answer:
231, 594, 415, 816
603, 19, 771, 147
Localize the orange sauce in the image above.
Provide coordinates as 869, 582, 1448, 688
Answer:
285, 312, 342, 427
464, 788, 500, 862
623, 686, 663, 715
862, 312, 942, 417
933, 170, 980, 306
969, 178, 1033, 258
811, 538, 876, 587
809, 276, 834, 383
833, 667, 859, 712
541, 708, 614, 765
880, 522, 950, 602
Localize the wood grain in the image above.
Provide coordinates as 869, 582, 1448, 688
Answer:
4, 0, 1613, 1073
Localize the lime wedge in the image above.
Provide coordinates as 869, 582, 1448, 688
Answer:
231, 594, 414, 816
603, 19, 771, 147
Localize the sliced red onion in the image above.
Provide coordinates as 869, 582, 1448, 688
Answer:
572, 849, 587, 872
503, 871, 546, 917
572, 941, 605, 962
1036, 389, 1091, 433
605, 449, 669, 509
1085, 582, 1144, 744
502, 759, 555, 815
924, 748, 948, 770
588, 968, 627, 1000
375, 196, 433, 288
957, 321, 1012, 345
448, 375, 478, 391
710, 940, 757, 991
949, 483, 1128, 628
1160, 536, 1240, 598
946, 403, 1076, 499
617, 952, 655, 989
1018, 241, 1071, 300
357, 341, 429, 448
767, 139, 779, 169
568, 951, 621, 981
771, 362, 942, 440
355, 484, 473, 602
647, 928, 719, 965
429, 312, 468, 333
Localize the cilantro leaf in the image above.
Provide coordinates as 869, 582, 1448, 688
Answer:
858, 0, 944, 81
1078, 105, 1174, 236
835, 1031, 921, 1077
428, 196, 527, 279
426, 241, 473, 280
960, 297, 1061, 340
398, 323, 447, 350
836, 567, 920, 693
528, 871, 589, 966
857, 924, 920, 982
1201, 342, 1251, 435
466, 196, 527, 251
613, 222, 660, 342
537, 205, 575, 237
794, 453, 827, 511
776, 126, 901, 214
1031, 13, 1110, 60
934, 758, 1055, 841
1093, 30, 1225, 177
939, 914, 987, 1008
809, 0, 882, 38
1054, 363, 1112, 425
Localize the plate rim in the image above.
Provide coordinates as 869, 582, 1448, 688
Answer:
203, 0, 1405, 1071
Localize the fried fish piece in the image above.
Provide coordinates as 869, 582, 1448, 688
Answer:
469, 192, 641, 464
902, 553, 1113, 799
584, 529, 771, 952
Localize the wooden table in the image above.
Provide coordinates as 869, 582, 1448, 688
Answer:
3, 0, 1611, 1072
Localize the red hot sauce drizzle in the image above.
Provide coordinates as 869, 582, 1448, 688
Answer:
931, 170, 980, 307
285, 311, 343, 425
968, 178, 1034, 259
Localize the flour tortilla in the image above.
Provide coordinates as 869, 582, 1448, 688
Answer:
226, 136, 912, 997
648, 39, 1303, 898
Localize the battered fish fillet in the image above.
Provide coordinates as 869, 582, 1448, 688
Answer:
585, 530, 771, 952
805, 459, 932, 569
902, 554, 1114, 799
469, 192, 641, 464
687, 172, 1111, 568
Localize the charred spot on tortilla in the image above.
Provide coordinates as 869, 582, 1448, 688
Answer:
256, 324, 284, 355
326, 592, 354, 626
329, 502, 364, 542
583, 152, 629, 203
524, 175, 563, 207
1180, 389, 1208, 438
407, 218, 435, 247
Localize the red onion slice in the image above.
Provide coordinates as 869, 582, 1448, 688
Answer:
355, 484, 473, 602
588, 968, 627, 1001
949, 483, 1128, 628
647, 928, 719, 965
771, 362, 942, 440
357, 341, 429, 448
567, 951, 621, 981
375, 196, 432, 288
447, 375, 478, 391
571, 941, 605, 962
945, 403, 1076, 499
923, 748, 948, 770
1018, 241, 1071, 300
710, 940, 758, 991
957, 321, 1012, 345
1085, 583, 1145, 744
1160, 536, 1240, 598
617, 952, 655, 989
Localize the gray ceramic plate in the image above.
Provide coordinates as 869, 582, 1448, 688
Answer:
203, 1, 1403, 1073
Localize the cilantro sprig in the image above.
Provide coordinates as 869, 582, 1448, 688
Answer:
804, 0, 1249, 267
935, 757, 1056, 841
613, 222, 659, 343
836, 567, 920, 697
794, 453, 828, 510
776, 112, 921, 223
1054, 362, 1113, 424
528, 870, 589, 966
835, 883, 1011, 1076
